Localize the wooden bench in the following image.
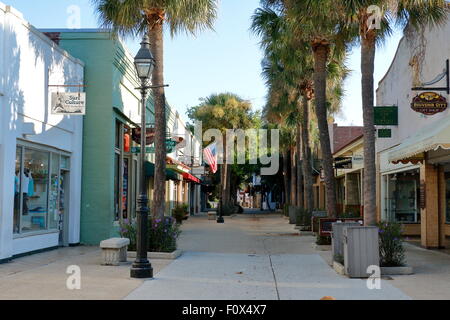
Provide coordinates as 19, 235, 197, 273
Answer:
100, 238, 130, 266
207, 211, 216, 220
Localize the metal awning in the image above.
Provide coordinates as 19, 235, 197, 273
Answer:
144, 162, 182, 181
388, 113, 450, 164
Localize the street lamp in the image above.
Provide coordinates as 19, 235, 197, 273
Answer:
130, 35, 156, 279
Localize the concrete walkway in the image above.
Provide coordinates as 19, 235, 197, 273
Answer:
2, 213, 450, 299
126, 214, 410, 300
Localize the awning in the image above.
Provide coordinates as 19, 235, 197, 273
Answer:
145, 162, 182, 181
388, 113, 450, 164
182, 172, 201, 184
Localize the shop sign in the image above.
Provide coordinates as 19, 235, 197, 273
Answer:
334, 157, 352, 169
378, 128, 392, 138
131, 140, 177, 154
411, 92, 448, 115
51, 92, 86, 115
374, 106, 398, 126
352, 155, 364, 165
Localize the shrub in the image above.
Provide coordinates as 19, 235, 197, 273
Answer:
172, 204, 189, 224
296, 208, 312, 227
119, 216, 181, 253
377, 221, 406, 267
120, 219, 137, 251
149, 216, 181, 253
316, 234, 331, 245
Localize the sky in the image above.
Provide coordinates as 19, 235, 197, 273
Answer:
6, 0, 403, 126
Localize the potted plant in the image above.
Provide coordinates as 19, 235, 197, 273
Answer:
120, 217, 182, 260
172, 204, 189, 224
377, 221, 413, 275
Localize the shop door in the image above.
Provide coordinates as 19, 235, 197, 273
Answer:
59, 170, 70, 246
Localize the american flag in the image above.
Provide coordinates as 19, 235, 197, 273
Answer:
203, 143, 218, 174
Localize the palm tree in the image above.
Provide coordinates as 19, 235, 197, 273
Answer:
254, 1, 351, 217
92, 0, 218, 219
341, 0, 448, 225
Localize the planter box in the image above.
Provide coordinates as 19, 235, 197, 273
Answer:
381, 266, 414, 275
128, 250, 182, 260
313, 243, 331, 251
333, 261, 346, 275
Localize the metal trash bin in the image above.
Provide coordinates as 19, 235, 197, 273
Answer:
332, 222, 360, 262
343, 226, 380, 278
288, 206, 297, 224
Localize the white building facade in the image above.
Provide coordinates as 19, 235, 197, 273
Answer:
376, 15, 450, 248
0, 5, 84, 261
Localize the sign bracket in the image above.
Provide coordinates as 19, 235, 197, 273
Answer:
412, 59, 449, 94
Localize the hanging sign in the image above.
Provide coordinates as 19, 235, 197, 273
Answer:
131, 140, 177, 154
51, 92, 86, 115
411, 92, 448, 115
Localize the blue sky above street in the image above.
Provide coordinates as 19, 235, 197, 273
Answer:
7, 0, 402, 125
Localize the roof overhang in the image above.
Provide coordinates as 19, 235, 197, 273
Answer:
388, 113, 450, 164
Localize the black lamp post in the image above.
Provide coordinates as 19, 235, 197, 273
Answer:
130, 35, 156, 279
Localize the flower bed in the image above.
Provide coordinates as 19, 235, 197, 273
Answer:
120, 216, 181, 253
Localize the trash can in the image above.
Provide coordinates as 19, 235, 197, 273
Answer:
331, 222, 360, 262
343, 226, 380, 278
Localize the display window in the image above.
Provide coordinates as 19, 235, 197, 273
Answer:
114, 120, 137, 223
14, 144, 70, 235
386, 170, 420, 223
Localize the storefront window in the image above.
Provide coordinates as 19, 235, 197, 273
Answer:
387, 171, 420, 223
22, 148, 49, 233
114, 152, 120, 221
13, 145, 71, 235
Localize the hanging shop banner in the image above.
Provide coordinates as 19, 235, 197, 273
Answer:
411, 92, 448, 115
51, 92, 86, 115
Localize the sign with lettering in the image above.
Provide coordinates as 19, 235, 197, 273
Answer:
51, 92, 86, 115
131, 140, 177, 154
378, 128, 392, 138
411, 92, 448, 115
374, 106, 398, 126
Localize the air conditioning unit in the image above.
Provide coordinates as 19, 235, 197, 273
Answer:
343, 226, 380, 278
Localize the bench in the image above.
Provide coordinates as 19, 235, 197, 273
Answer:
100, 238, 130, 266
207, 211, 216, 220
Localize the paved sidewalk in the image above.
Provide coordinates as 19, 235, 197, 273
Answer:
126, 214, 410, 300
0, 246, 171, 300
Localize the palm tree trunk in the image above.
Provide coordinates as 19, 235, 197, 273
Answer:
149, 21, 166, 219
282, 151, 290, 206
296, 121, 304, 208
361, 34, 377, 226
312, 42, 337, 218
290, 146, 297, 206
302, 96, 314, 213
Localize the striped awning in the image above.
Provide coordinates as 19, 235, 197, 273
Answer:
388, 113, 450, 164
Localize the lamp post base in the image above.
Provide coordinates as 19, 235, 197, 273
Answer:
217, 216, 225, 223
131, 262, 153, 279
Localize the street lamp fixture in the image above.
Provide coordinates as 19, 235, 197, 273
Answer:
130, 35, 156, 279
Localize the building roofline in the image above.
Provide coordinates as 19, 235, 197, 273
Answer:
3, 6, 84, 67
333, 134, 364, 156
376, 35, 407, 92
